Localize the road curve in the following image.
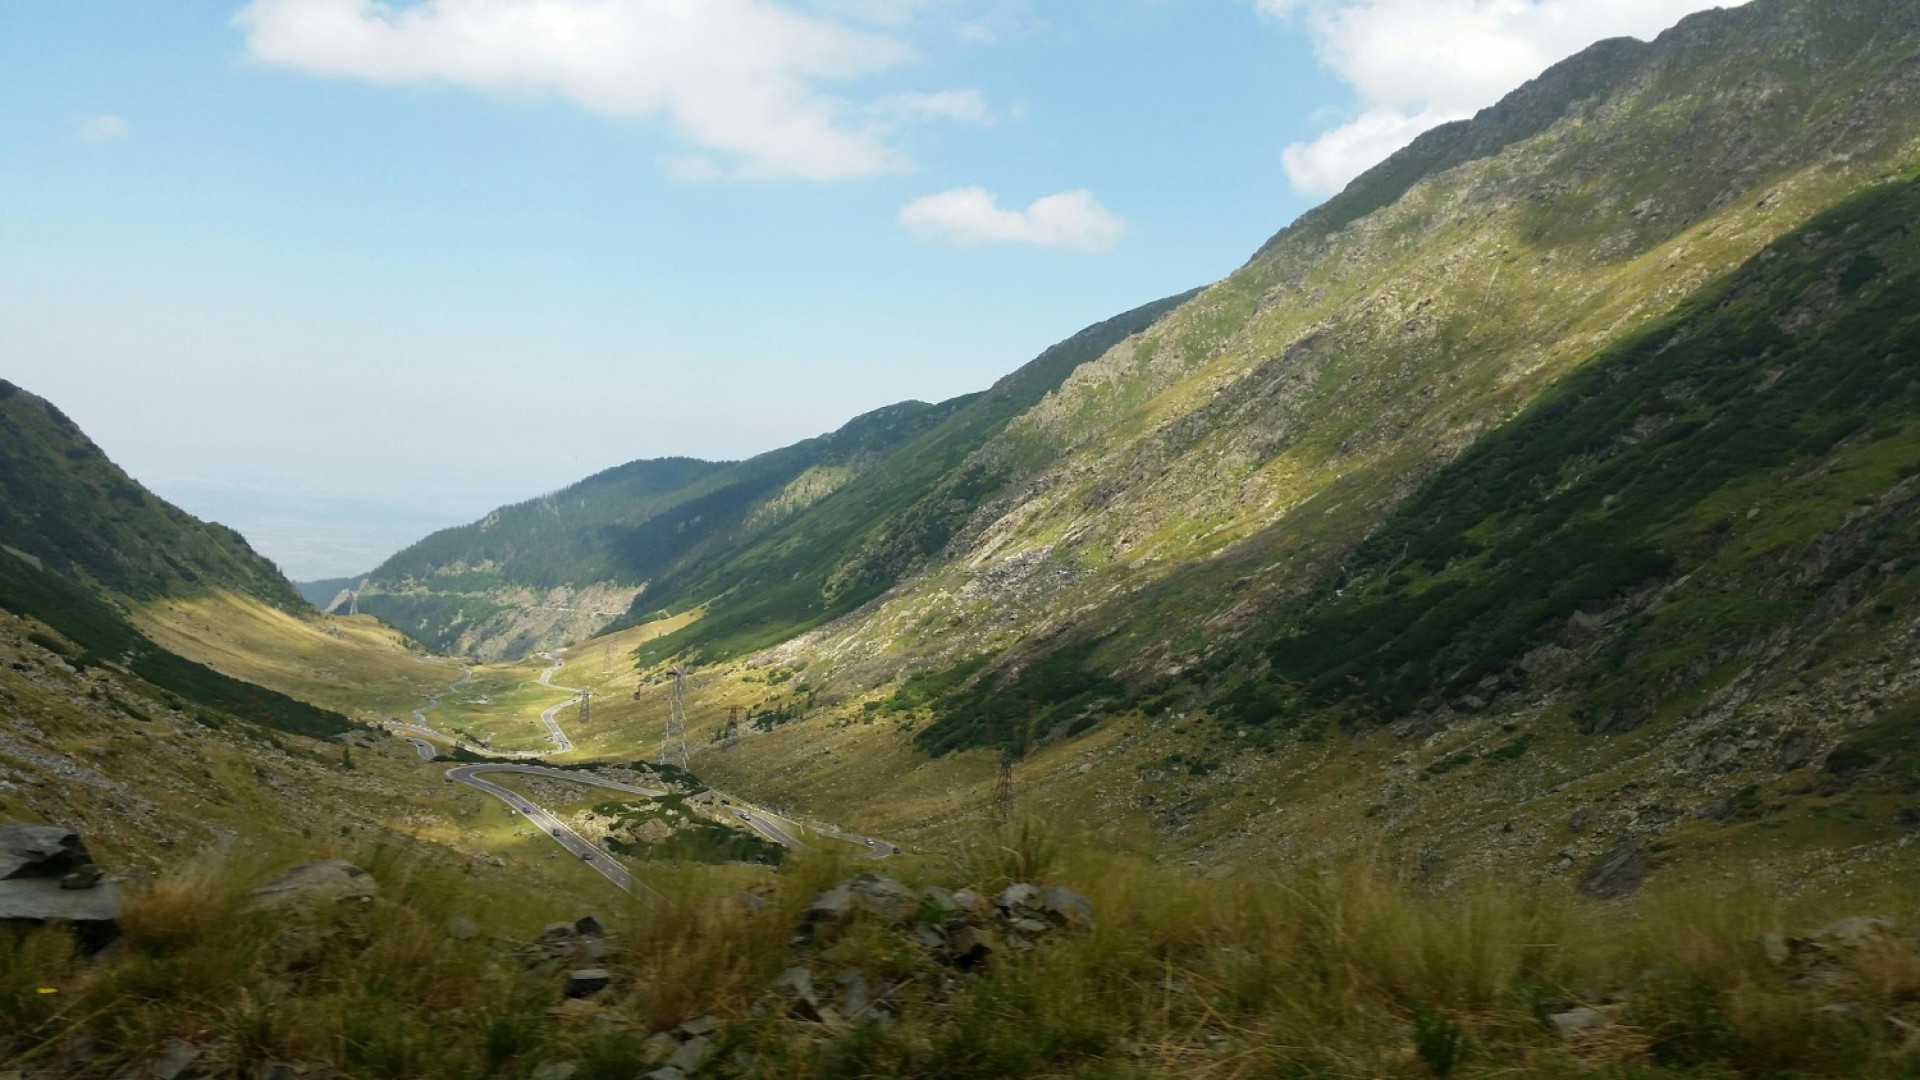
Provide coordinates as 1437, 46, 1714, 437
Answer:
446, 763, 659, 897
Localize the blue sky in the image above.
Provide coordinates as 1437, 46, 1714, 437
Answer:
1, 0, 1739, 579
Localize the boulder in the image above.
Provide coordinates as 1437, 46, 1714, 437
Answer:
996, 883, 1042, 916
565, 968, 611, 998
1576, 844, 1645, 900
641, 1032, 678, 1066
948, 925, 993, 970
1040, 885, 1092, 929
773, 965, 823, 1021
574, 914, 606, 937
847, 875, 919, 922
666, 1036, 712, 1073
150, 1039, 200, 1080
1549, 1007, 1613, 1038
245, 860, 378, 912
677, 1015, 719, 1038
0, 824, 91, 880
1811, 916, 1891, 950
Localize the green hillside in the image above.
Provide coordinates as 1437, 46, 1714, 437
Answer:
355, 402, 956, 656
0, 380, 305, 611
621, 292, 1197, 662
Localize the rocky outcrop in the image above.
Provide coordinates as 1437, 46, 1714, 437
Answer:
0, 824, 119, 944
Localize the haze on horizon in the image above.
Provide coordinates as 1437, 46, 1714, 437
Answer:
1, 0, 1745, 580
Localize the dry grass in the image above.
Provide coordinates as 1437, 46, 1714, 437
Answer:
5, 823, 1918, 1078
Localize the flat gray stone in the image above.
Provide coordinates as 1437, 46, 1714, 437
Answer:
0, 876, 121, 924
565, 968, 611, 998
1550, 1007, 1612, 1038
666, 1036, 712, 1073
151, 1039, 199, 1080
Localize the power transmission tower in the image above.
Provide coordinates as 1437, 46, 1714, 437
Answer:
993, 750, 1015, 823
577, 689, 591, 726
658, 665, 691, 771
722, 706, 741, 749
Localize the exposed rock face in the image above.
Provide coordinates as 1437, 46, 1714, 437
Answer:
245, 859, 379, 912
0, 824, 119, 943
1577, 844, 1646, 899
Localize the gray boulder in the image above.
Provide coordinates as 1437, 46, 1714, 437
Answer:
565, 968, 611, 997
0, 824, 91, 880
847, 875, 918, 921
667, 1036, 712, 1073
1577, 844, 1645, 900
245, 860, 379, 912
1040, 885, 1092, 929
1549, 1007, 1613, 1038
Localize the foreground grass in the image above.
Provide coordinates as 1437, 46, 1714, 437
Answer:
5, 824, 1918, 1078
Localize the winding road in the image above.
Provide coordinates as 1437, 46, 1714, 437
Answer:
389, 649, 899, 896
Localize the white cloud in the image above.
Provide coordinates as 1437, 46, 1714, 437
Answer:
1262, 0, 1752, 195
899, 187, 1124, 253
871, 88, 993, 126
234, 0, 989, 182
73, 114, 131, 143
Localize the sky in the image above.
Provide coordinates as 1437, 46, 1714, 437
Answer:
1, 0, 1743, 580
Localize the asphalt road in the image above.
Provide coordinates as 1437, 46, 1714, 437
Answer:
446, 763, 663, 897
387, 649, 901, 897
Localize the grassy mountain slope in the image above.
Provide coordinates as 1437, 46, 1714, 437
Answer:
0, 381, 304, 611
754, 0, 1920, 742
357, 402, 955, 659
621, 292, 1198, 662
575, 0, 1920, 896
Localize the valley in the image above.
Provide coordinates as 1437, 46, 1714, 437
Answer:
7, 0, 1920, 1075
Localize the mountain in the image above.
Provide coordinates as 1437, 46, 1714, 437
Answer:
295, 575, 359, 611
0, 380, 305, 611
550, 0, 1920, 887
0, 382, 356, 740
358, 293, 1193, 661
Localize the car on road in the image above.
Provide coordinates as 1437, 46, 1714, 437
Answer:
551, 829, 561, 838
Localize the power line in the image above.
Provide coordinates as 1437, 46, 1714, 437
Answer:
659, 664, 690, 770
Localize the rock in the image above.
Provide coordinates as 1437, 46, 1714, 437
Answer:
948, 925, 993, 970
837, 968, 871, 1017
996, 883, 1042, 915
574, 914, 606, 937
641, 1032, 679, 1066
539, 922, 578, 942
1577, 844, 1645, 899
643, 1068, 686, 1080
951, 888, 980, 911
1040, 885, 1092, 929
1010, 916, 1052, 936
60, 865, 104, 890
1811, 916, 1891, 950
773, 965, 823, 1021
530, 1063, 578, 1080
581, 936, 610, 961
922, 886, 957, 914
446, 916, 480, 941
666, 1036, 712, 1073
806, 885, 854, 923
245, 860, 378, 912
1567, 807, 1598, 834
678, 1014, 719, 1038
0, 877, 122, 941
151, 1039, 200, 1080
1761, 933, 1795, 966
847, 875, 919, 921
912, 923, 945, 950
1549, 1007, 1613, 1037
565, 968, 611, 998
0, 824, 91, 880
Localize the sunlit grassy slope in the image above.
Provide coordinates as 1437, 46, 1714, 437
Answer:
134, 589, 458, 722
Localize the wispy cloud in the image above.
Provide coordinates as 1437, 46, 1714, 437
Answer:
899, 187, 1124, 253
234, 0, 990, 182
73, 114, 131, 143
1260, 0, 1752, 196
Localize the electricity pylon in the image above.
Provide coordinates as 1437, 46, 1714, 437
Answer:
993, 750, 1015, 823
577, 689, 591, 726
658, 665, 691, 770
